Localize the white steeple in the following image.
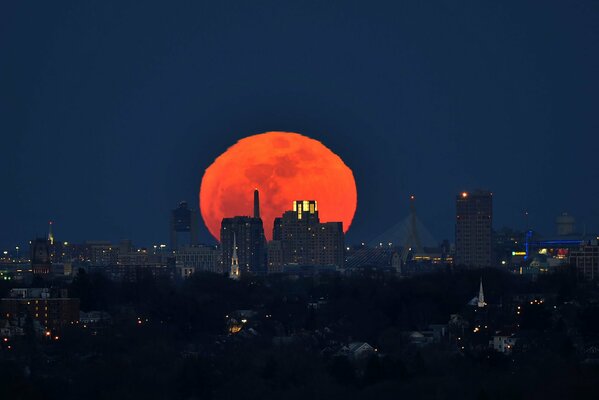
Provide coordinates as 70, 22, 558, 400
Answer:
477, 278, 486, 308
48, 221, 54, 245
229, 233, 240, 280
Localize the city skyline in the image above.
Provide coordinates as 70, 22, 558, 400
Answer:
3, 1, 599, 248
2, 2, 599, 397
0, 188, 594, 252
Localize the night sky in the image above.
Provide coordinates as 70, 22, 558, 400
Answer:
2, 1, 598, 249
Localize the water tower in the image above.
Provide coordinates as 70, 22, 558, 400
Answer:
556, 213, 575, 236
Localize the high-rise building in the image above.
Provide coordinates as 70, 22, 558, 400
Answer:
31, 238, 52, 275
276, 200, 344, 269
571, 240, 599, 281
267, 240, 283, 273
455, 190, 493, 268
220, 190, 267, 276
170, 201, 199, 250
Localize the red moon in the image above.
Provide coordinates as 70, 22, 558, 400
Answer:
199, 131, 357, 241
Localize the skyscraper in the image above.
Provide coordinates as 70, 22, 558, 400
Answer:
220, 190, 267, 276
276, 200, 344, 269
170, 201, 199, 250
455, 190, 493, 268
31, 238, 52, 275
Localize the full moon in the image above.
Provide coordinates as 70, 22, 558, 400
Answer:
199, 131, 357, 241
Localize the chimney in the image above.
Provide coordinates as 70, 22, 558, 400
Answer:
254, 189, 260, 219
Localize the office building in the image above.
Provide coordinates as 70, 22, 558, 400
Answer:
571, 240, 599, 280
220, 190, 267, 276
170, 201, 199, 250
88, 241, 118, 266
267, 240, 284, 273
455, 190, 493, 268
1, 288, 79, 335
276, 200, 344, 269
31, 238, 52, 275
175, 244, 221, 274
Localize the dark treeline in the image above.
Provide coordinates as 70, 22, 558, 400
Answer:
0, 268, 598, 400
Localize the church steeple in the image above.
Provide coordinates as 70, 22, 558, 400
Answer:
48, 221, 54, 245
477, 278, 486, 308
229, 233, 240, 280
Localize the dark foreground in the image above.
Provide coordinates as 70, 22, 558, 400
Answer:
1, 268, 599, 400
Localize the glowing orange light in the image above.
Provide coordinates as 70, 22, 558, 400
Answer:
200, 132, 357, 241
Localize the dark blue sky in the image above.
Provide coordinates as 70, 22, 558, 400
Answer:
2, 1, 598, 248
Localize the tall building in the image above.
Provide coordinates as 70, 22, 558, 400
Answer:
571, 240, 599, 281
31, 238, 52, 275
220, 190, 267, 276
455, 190, 493, 268
276, 200, 344, 269
267, 240, 284, 273
170, 201, 199, 250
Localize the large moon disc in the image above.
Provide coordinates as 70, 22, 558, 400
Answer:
199, 131, 357, 241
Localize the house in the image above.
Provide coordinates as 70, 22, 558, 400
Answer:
490, 332, 517, 354
336, 342, 376, 359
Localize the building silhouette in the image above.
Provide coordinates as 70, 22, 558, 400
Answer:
220, 190, 266, 276
175, 244, 221, 274
1, 288, 79, 335
276, 200, 344, 269
455, 190, 493, 268
31, 238, 52, 275
571, 239, 599, 281
170, 201, 199, 250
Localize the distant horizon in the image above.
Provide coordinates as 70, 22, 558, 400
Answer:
1, 193, 593, 251
3, 1, 598, 253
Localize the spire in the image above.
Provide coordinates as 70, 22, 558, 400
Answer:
229, 233, 240, 280
232, 233, 238, 260
477, 278, 486, 308
253, 189, 260, 219
48, 221, 54, 245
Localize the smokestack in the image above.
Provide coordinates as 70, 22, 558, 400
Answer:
254, 189, 260, 218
